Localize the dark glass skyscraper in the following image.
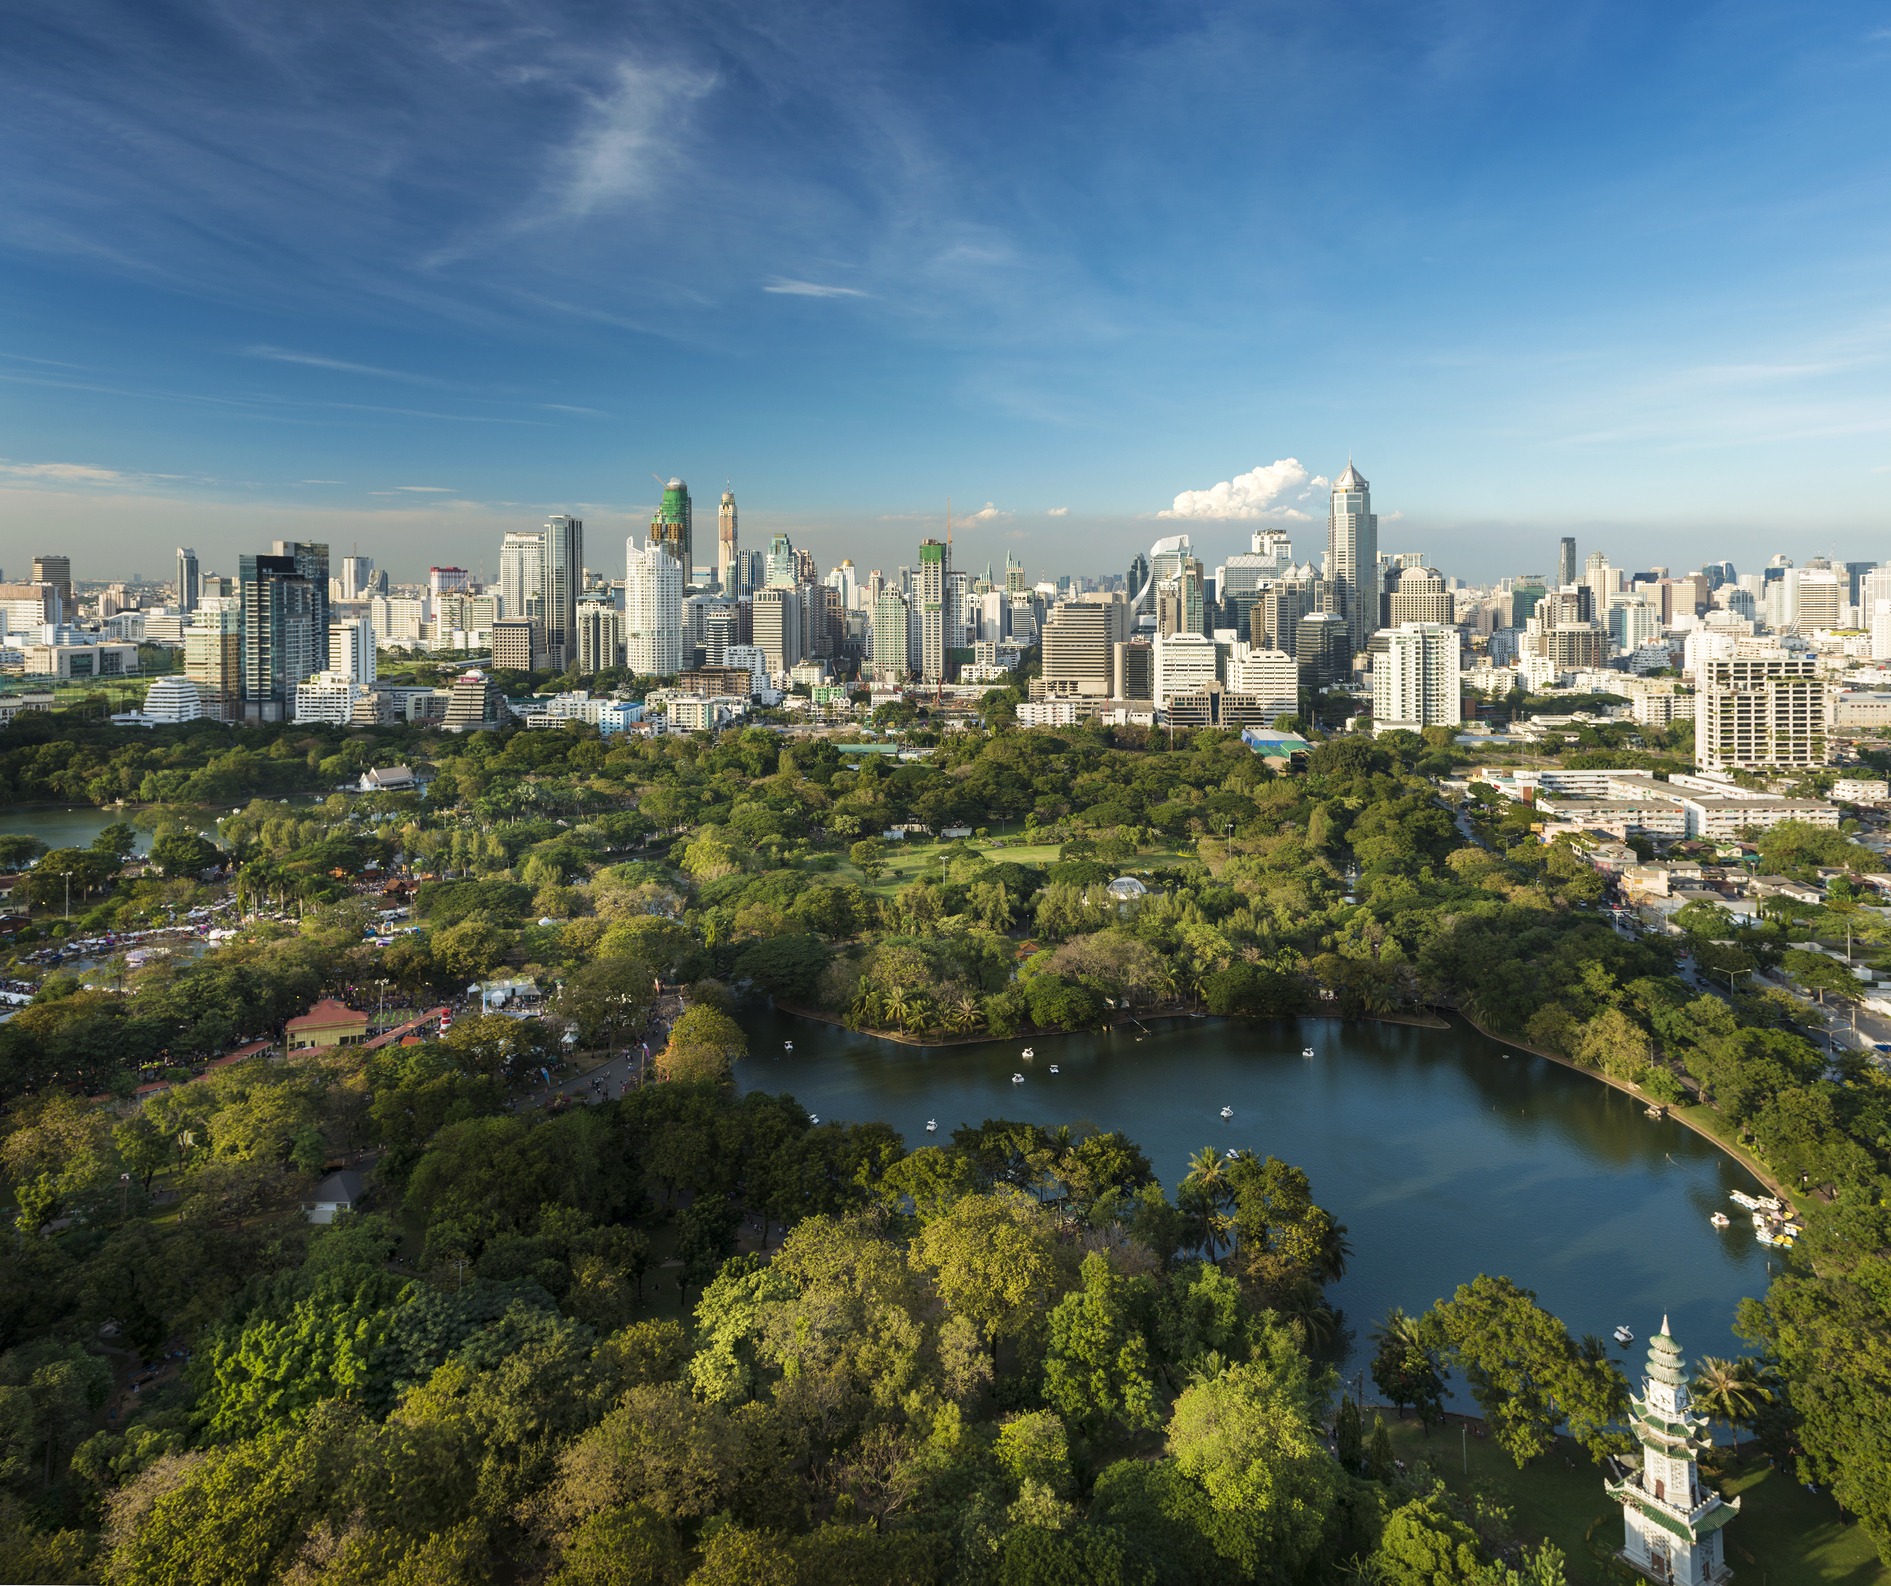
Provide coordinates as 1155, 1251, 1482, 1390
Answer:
272, 540, 330, 668
240, 553, 319, 722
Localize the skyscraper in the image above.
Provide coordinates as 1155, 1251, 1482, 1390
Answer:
272, 541, 331, 669
330, 618, 376, 684
717, 491, 738, 594
1372, 623, 1462, 734
651, 479, 692, 578
1327, 462, 1378, 661
337, 554, 375, 602
541, 515, 582, 672
577, 596, 624, 674
1557, 537, 1578, 588
871, 589, 910, 684
751, 586, 801, 675
1387, 567, 1453, 626
239, 553, 320, 722
1127, 552, 1150, 604
499, 530, 547, 651
31, 555, 72, 618
917, 538, 949, 683
766, 532, 798, 588
624, 539, 684, 676
175, 547, 201, 614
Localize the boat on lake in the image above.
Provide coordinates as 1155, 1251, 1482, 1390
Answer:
925, 1119, 938, 1132
1220, 1105, 1234, 1119
1022, 1047, 1035, 1059
1301, 1046, 1315, 1058
1710, 1212, 1730, 1228
1613, 1325, 1635, 1346
1730, 1191, 1764, 1211
1011, 1072, 1024, 1084
1048, 1065, 1060, 1074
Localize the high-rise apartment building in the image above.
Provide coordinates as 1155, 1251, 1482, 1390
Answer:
1387, 566, 1453, 626
624, 539, 684, 676
1225, 644, 1299, 719
429, 566, 470, 597
716, 491, 738, 594
651, 479, 692, 577
1696, 654, 1829, 773
175, 547, 201, 614
751, 586, 801, 675
577, 596, 624, 674
1153, 632, 1219, 708
871, 589, 910, 684
1327, 462, 1378, 662
330, 618, 376, 684
239, 553, 320, 722
917, 538, 949, 683
1557, 537, 1578, 588
184, 605, 242, 722
1784, 567, 1842, 632
1372, 622, 1462, 734
1038, 596, 1127, 699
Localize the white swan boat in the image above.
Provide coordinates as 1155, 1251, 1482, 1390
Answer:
1219, 1105, 1234, 1119
1011, 1072, 1024, 1084
1048, 1064, 1060, 1074
1301, 1046, 1315, 1058
1613, 1325, 1635, 1346
925, 1119, 938, 1133
1022, 1047, 1035, 1059
1709, 1212, 1730, 1228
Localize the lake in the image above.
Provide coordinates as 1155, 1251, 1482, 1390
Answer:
734, 1008, 1779, 1370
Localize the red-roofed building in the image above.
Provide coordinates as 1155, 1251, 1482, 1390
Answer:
285, 999, 370, 1055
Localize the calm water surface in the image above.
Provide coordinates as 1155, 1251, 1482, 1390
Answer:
734, 1008, 1778, 1367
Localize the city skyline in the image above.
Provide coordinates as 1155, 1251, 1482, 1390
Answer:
3, 2, 1889, 577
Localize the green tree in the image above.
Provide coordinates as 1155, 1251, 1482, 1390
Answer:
558, 955, 657, 1049
148, 828, 223, 880
0, 834, 47, 869
1044, 1252, 1160, 1435
849, 837, 888, 880
1689, 1355, 1774, 1456
1371, 1307, 1445, 1429
910, 1192, 1061, 1363
656, 1006, 748, 1085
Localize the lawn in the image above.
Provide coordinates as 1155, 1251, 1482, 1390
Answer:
839, 835, 1197, 898
1377, 1413, 1887, 1585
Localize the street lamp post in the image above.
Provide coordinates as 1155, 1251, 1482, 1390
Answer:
61, 871, 72, 920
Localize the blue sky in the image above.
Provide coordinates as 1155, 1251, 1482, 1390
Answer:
2, 0, 1888, 584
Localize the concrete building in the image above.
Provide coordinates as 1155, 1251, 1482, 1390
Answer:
184, 604, 242, 721
1153, 631, 1219, 708
1039, 595, 1128, 699
716, 491, 739, 594
140, 675, 203, 724
1372, 622, 1462, 734
576, 597, 623, 674
751, 586, 802, 676
330, 618, 376, 684
1224, 643, 1299, 720
491, 621, 536, 672
175, 547, 201, 614
872, 589, 910, 684
624, 538, 684, 676
1328, 462, 1379, 660
1387, 566, 1453, 627
1696, 654, 1828, 773
650, 480, 692, 581
917, 538, 949, 683
294, 672, 371, 725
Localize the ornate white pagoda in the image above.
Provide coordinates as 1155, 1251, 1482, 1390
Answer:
1604, 1317, 1739, 1584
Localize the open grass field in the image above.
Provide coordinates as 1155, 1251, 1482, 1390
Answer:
1379, 1413, 1888, 1585
838, 835, 1198, 897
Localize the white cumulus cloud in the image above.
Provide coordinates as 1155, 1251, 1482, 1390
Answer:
1160, 458, 1312, 519
1046, 506, 1068, 516
0, 459, 126, 483
961, 501, 1008, 522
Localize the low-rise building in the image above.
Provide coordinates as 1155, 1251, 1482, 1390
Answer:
285, 998, 371, 1055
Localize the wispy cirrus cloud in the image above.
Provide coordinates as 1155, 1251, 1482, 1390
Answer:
0, 459, 127, 483
763, 279, 868, 298
243, 345, 453, 387
393, 485, 455, 492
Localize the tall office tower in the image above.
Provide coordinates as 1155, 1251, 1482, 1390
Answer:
716, 491, 738, 593
577, 596, 624, 674
916, 538, 949, 683
539, 515, 582, 671
1844, 560, 1879, 614
1155, 581, 1187, 638
794, 547, 819, 586
184, 606, 242, 721
871, 589, 910, 683
765, 532, 798, 588
1039, 598, 1124, 699
1005, 552, 1027, 597
1127, 552, 1150, 604
1372, 623, 1462, 734
429, 566, 470, 597
491, 621, 537, 672
176, 547, 201, 614
336, 555, 375, 601
826, 560, 859, 612
1327, 462, 1378, 663
1295, 609, 1352, 689
624, 539, 684, 676
499, 530, 547, 647
1556, 537, 1578, 588
1696, 654, 1828, 772
650, 479, 692, 577
1177, 558, 1206, 634
330, 618, 376, 684
1785, 566, 1842, 632
1387, 566, 1454, 626
1542, 585, 1596, 626
270, 541, 330, 668
31, 555, 72, 617
799, 583, 842, 658
739, 547, 765, 595
751, 586, 801, 675
1152, 631, 1219, 708
239, 553, 320, 722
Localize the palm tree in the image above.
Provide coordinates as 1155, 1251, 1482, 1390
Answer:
1279, 1278, 1341, 1352
1691, 1356, 1775, 1458
1316, 1219, 1354, 1283
1181, 1147, 1232, 1258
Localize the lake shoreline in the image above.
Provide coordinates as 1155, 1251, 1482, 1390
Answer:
771, 1000, 1453, 1048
